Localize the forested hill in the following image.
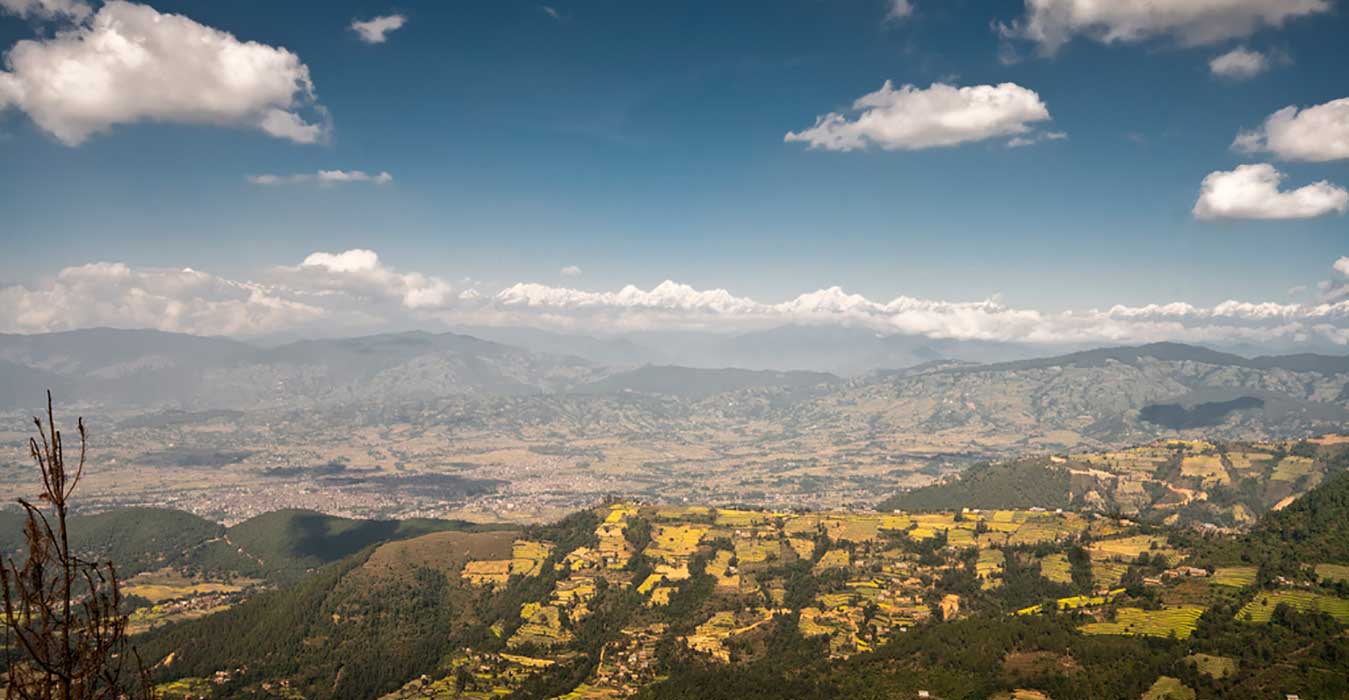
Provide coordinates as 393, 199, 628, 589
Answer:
0, 506, 508, 583
1206, 469, 1349, 569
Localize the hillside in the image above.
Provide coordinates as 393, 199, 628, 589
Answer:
138, 495, 1349, 700
878, 437, 1349, 528
218, 509, 504, 582
0, 506, 509, 583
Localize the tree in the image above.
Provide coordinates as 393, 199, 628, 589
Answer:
1, 393, 154, 700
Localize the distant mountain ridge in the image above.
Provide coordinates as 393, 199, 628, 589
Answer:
957, 341, 1349, 375
2, 330, 1347, 449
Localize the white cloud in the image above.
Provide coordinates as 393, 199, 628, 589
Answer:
785, 81, 1051, 152
351, 14, 406, 44
280, 249, 465, 310
0, 1, 325, 146
3, 251, 1349, 348
1007, 130, 1067, 148
560, 265, 582, 277
247, 170, 393, 186
0, 263, 323, 336
540, 5, 561, 21
886, 0, 913, 21
0, 0, 89, 20
999, 0, 1329, 55
1193, 164, 1348, 221
1336, 257, 1349, 277
1209, 47, 1269, 79
1234, 98, 1349, 162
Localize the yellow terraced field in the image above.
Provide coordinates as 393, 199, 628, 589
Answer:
813, 549, 851, 572
1091, 561, 1130, 588
976, 549, 1005, 589
1238, 590, 1349, 623
1180, 455, 1229, 486
647, 524, 707, 559
1090, 535, 1170, 562
1211, 566, 1257, 588
1080, 606, 1204, 639
1315, 563, 1349, 583
1040, 553, 1072, 584
1271, 456, 1316, 482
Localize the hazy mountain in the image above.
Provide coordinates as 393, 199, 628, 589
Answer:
575, 365, 841, 399
817, 342, 1349, 450
450, 325, 657, 367
617, 325, 1060, 374
0, 328, 606, 409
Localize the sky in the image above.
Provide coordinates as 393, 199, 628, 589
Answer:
1, 0, 1347, 350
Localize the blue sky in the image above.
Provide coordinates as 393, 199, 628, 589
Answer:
1, 0, 1347, 346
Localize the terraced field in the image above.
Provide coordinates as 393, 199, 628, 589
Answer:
1314, 563, 1349, 583
1185, 653, 1237, 679
1039, 553, 1072, 585
1237, 590, 1349, 623
1271, 455, 1316, 482
1080, 606, 1204, 639
1210, 566, 1257, 588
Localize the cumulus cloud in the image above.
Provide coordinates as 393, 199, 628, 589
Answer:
0, 1, 325, 146
3, 251, 1349, 347
247, 170, 393, 186
998, 0, 1329, 55
1336, 257, 1349, 277
0, 0, 89, 20
278, 249, 468, 310
785, 81, 1051, 152
1193, 164, 1348, 221
1234, 98, 1349, 162
560, 265, 582, 277
351, 14, 406, 44
1209, 47, 1269, 79
0, 263, 323, 336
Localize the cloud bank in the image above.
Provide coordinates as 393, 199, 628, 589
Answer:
2, 250, 1347, 349
999, 0, 1328, 55
0, 1, 325, 145
1193, 164, 1348, 221
786, 82, 1052, 151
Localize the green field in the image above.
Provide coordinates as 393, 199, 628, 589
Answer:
1080, 606, 1204, 639
1237, 590, 1349, 623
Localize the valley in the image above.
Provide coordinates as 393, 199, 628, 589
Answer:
2, 332, 1348, 525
